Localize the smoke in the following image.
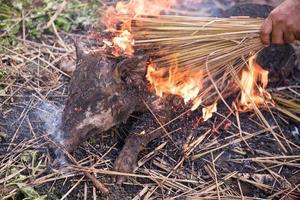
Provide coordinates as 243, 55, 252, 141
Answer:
36, 102, 68, 166
164, 0, 236, 17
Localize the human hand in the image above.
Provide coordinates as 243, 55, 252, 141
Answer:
260, 0, 300, 45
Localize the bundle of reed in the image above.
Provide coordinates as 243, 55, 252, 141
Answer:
115, 15, 266, 107
131, 15, 264, 66
271, 87, 300, 122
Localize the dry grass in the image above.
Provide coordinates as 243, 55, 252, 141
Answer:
1, 23, 300, 200
271, 86, 300, 122
115, 13, 297, 158
1, 0, 300, 199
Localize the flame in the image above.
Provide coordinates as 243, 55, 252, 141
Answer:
202, 102, 217, 121
102, 1, 272, 121
102, 0, 176, 56
102, 0, 176, 31
146, 55, 272, 121
238, 55, 272, 111
146, 62, 203, 109
115, 0, 175, 17
112, 30, 135, 56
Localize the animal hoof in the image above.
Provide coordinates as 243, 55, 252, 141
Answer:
113, 139, 140, 184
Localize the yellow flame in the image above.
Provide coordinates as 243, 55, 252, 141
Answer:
202, 102, 217, 121
114, 0, 176, 17
146, 55, 272, 121
112, 30, 135, 56
102, 0, 176, 56
238, 55, 271, 111
146, 62, 203, 110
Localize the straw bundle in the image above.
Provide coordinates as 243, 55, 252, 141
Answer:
272, 87, 300, 122
114, 15, 265, 105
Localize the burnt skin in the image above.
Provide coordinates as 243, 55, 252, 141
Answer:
61, 45, 172, 183
114, 96, 172, 183
62, 46, 147, 151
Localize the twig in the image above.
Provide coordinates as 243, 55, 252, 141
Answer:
62, 147, 109, 194
45, 137, 109, 194
60, 176, 84, 200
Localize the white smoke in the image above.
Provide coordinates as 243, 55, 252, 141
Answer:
36, 102, 68, 166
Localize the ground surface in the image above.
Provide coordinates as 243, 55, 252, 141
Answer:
1, 0, 300, 199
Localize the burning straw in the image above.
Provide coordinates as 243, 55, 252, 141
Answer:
102, 0, 300, 154
103, 0, 271, 117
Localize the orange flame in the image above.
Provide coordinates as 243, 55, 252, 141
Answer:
202, 102, 217, 121
115, 0, 175, 17
102, 0, 176, 30
146, 55, 272, 121
146, 61, 219, 121
102, 1, 272, 120
112, 30, 135, 56
146, 62, 203, 110
238, 55, 272, 111
102, 0, 176, 56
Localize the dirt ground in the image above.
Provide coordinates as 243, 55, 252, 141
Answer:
1, 0, 300, 199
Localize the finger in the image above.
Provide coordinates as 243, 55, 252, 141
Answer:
283, 31, 295, 43
271, 25, 284, 44
295, 30, 300, 41
260, 17, 272, 45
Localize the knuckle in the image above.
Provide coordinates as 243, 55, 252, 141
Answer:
273, 14, 286, 23
260, 27, 270, 36
260, 22, 271, 35
269, 10, 277, 18
269, 10, 285, 22
261, 29, 269, 35
287, 38, 294, 43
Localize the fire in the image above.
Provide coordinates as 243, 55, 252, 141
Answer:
102, 0, 273, 120
146, 55, 272, 121
238, 55, 272, 111
146, 62, 203, 109
202, 102, 217, 121
112, 30, 135, 56
102, 0, 176, 56
146, 61, 218, 121
115, 0, 176, 17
